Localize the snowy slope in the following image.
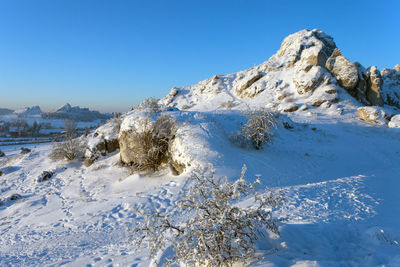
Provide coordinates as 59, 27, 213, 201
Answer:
1, 29, 400, 266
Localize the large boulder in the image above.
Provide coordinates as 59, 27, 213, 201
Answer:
275, 29, 336, 68
357, 106, 386, 124
366, 66, 384, 106
119, 113, 178, 173
325, 49, 359, 90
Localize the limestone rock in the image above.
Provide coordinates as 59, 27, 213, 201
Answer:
84, 118, 121, 166
325, 55, 359, 90
293, 65, 325, 94
235, 72, 264, 97
366, 66, 384, 106
276, 29, 336, 68
388, 114, 400, 128
381, 67, 400, 108
357, 106, 386, 124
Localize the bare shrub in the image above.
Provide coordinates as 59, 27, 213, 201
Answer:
49, 137, 85, 161
64, 119, 77, 139
107, 117, 122, 134
126, 114, 176, 172
220, 100, 236, 109
132, 165, 284, 266
240, 109, 277, 150
49, 120, 85, 161
139, 97, 161, 113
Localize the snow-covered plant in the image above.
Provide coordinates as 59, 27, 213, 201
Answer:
139, 97, 162, 113
241, 109, 277, 150
132, 165, 284, 266
128, 114, 176, 172
49, 137, 85, 161
49, 120, 85, 161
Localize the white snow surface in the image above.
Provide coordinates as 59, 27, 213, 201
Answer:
1, 29, 400, 266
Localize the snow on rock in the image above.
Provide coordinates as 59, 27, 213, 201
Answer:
85, 118, 121, 165
13, 105, 43, 116
366, 66, 385, 106
381, 66, 400, 108
325, 49, 359, 90
274, 29, 336, 68
388, 114, 400, 128
357, 106, 387, 124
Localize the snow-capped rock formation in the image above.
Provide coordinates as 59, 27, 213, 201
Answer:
159, 29, 399, 116
41, 103, 112, 122
14, 106, 43, 116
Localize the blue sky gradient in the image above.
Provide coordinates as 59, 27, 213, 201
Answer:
0, 0, 399, 112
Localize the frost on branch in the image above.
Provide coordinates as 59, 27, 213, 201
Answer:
132, 165, 284, 266
231, 109, 277, 150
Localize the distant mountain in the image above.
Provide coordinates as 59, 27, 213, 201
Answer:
41, 103, 112, 122
14, 106, 43, 116
0, 108, 14, 115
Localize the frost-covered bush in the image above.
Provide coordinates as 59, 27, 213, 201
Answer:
124, 114, 176, 172
49, 120, 85, 161
240, 109, 277, 150
132, 166, 284, 266
138, 97, 161, 113
49, 137, 85, 161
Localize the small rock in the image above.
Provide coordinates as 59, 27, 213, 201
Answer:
357, 106, 386, 124
388, 114, 400, 128
0, 170, 3, 176
0, 150, 5, 157
38, 171, 54, 182
9, 194, 22, 201
283, 122, 293, 129
20, 147, 31, 154
283, 105, 299, 112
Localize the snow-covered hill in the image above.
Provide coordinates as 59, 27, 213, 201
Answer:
13, 106, 43, 116
1, 29, 400, 266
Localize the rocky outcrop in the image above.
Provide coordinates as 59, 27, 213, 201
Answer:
275, 29, 336, 68
119, 113, 179, 173
325, 49, 359, 90
235, 72, 264, 97
84, 118, 121, 166
381, 66, 400, 108
293, 65, 325, 94
366, 66, 384, 106
357, 106, 386, 124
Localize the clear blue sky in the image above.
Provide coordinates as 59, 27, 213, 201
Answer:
0, 0, 399, 112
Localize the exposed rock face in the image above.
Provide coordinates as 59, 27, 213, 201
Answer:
275, 29, 336, 68
293, 65, 325, 94
235, 72, 264, 97
84, 118, 121, 166
357, 106, 386, 124
325, 51, 359, 90
381, 66, 400, 108
366, 66, 384, 106
119, 113, 179, 173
